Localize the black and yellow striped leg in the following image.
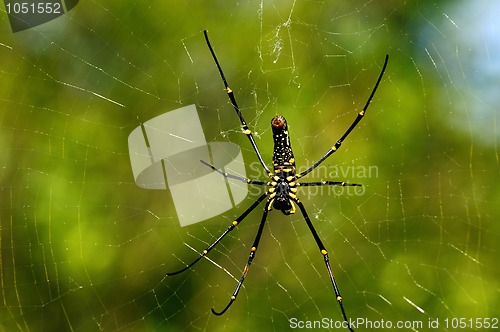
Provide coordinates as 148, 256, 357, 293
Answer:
200, 160, 268, 185
204, 30, 272, 175
299, 181, 362, 187
295, 200, 355, 332
166, 193, 268, 276
298, 54, 389, 178
212, 200, 272, 315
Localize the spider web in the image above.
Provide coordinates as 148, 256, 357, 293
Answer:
1, 0, 499, 331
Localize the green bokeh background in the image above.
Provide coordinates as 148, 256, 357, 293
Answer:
1, 1, 499, 331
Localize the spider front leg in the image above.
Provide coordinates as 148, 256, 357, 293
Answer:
204, 30, 272, 176
166, 193, 267, 276
299, 181, 362, 187
298, 54, 388, 178
212, 200, 272, 315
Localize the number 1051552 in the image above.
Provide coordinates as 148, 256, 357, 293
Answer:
5, 2, 62, 14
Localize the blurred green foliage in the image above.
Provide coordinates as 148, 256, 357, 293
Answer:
1, 0, 498, 331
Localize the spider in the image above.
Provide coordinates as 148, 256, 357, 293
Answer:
166, 30, 388, 332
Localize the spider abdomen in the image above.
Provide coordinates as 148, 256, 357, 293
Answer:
271, 116, 295, 168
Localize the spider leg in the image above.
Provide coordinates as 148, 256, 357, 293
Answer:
299, 181, 362, 187
204, 30, 272, 176
212, 199, 272, 315
166, 193, 268, 276
295, 199, 355, 332
298, 54, 388, 178
200, 160, 268, 185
